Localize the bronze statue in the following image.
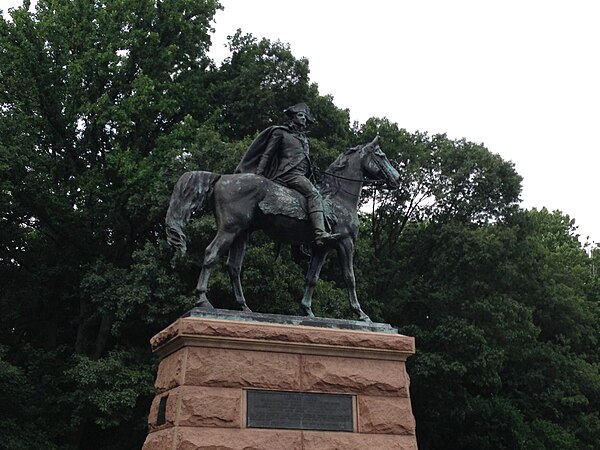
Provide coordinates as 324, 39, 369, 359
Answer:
166, 105, 400, 321
236, 103, 338, 245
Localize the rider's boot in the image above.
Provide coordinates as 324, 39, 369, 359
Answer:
310, 211, 340, 245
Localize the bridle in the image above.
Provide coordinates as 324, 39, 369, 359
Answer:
318, 147, 396, 187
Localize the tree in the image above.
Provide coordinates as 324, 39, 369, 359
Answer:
354, 118, 522, 257
0, 1, 220, 447
212, 30, 352, 150
382, 211, 600, 449
212, 30, 312, 140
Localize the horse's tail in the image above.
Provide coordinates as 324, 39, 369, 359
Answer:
165, 171, 221, 255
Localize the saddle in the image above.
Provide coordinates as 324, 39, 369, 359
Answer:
258, 182, 337, 226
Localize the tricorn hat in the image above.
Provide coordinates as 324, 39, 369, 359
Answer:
284, 103, 315, 123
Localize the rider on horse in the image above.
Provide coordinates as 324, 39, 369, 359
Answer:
235, 103, 339, 245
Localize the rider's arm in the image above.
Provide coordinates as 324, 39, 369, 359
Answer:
256, 130, 283, 176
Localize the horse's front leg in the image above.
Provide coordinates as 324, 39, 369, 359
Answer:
301, 246, 328, 317
336, 238, 371, 322
226, 232, 251, 312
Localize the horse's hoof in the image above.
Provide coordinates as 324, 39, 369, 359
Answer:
241, 305, 253, 312
359, 314, 372, 323
301, 302, 315, 317
195, 297, 215, 309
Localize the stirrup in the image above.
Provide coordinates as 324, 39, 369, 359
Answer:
314, 231, 340, 246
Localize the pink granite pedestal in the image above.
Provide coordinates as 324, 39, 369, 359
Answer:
142, 313, 418, 450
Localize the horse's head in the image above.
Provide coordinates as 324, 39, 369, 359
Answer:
360, 136, 401, 188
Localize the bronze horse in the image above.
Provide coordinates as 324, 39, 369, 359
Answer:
165, 136, 400, 321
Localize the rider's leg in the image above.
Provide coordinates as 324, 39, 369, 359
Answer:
279, 175, 339, 244
309, 210, 338, 245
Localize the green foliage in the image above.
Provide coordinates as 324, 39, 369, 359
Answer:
0, 346, 56, 450
64, 349, 155, 429
213, 30, 312, 140
371, 215, 600, 449
0, 0, 221, 447
212, 30, 352, 148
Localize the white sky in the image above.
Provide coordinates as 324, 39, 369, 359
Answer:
2, 0, 598, 245
209, 0, 599, 246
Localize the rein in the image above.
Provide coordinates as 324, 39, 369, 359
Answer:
318, 169, 386, 186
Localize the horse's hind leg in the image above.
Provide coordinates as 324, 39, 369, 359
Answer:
196, 230, 237, 308
226, 232, 251, 312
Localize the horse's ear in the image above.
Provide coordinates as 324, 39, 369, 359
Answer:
371, 135, 380, 146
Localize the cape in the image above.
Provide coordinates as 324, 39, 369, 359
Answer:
234, 125, 289, 179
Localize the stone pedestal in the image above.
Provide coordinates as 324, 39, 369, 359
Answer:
142, 310, 418, 450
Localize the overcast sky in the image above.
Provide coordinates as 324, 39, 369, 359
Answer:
209, 0, 599, 245
2, 0, 598, 245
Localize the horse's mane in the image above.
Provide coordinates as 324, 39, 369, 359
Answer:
318, 145, 361, 196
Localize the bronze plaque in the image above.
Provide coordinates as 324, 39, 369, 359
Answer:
156, 395, 168, 426
246, 390, 354, 432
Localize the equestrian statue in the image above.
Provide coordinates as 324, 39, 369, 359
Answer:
166, 103, 400, 322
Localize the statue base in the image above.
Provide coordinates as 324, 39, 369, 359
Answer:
142, 309, 418, 450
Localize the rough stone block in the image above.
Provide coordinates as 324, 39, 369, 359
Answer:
184, 346, 301, 390
301, 354, 409, 396
358, 395, 416, 435
176, 317, 414, 352
177, 386, 241, 428
150, 317, 415, 357
302, 431, 418, 450
154, 348, 185, 392
175, 427, 303, 450
148, 385, 242, 433
142, 427, 176, 450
